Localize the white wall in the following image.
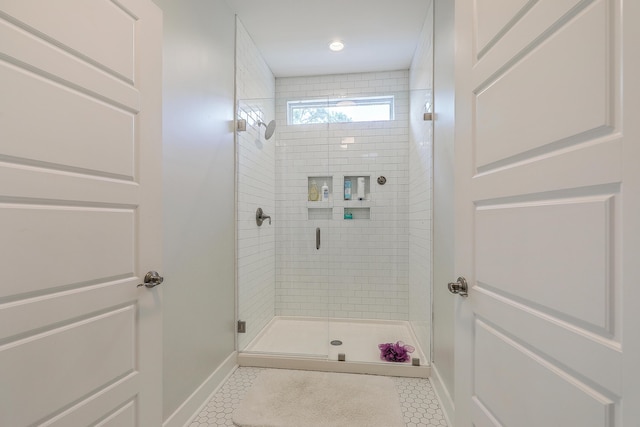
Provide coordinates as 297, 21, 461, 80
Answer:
274, 71, 410, 320
432, 0, 456, 416
408, 0, 434, 366
155, 0, 236, 420
235, 18, 277, 350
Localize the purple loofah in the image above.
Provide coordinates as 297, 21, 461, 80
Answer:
378, 341, 415, 363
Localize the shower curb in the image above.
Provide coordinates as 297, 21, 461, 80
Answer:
237, 352, 430, 378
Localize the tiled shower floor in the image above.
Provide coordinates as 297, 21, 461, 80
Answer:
188, 367, 448, 427
244, 316, 427, 365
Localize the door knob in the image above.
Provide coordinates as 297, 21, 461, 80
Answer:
137, 271, 164, 288
448, 277, 468, 297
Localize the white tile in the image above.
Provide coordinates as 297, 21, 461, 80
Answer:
186, 366, 448, 427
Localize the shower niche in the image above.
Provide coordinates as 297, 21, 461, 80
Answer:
306, 175, 372, 220
343, 175, 371, 202
307, 176, 333, 220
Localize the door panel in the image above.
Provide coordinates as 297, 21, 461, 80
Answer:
473, 0, 592, 77
1, 207, 135, 296
0, 63, 135, 177
1, 307, 136, 427
0, 0, 135, 81
455, 0, 633, 425
474, 0, 531, 55
475, 0, 611, 169
473, 287, 622, 395
0, 16, 140, 109
0, 0, 162, 425
474, 320, 613, 427
476, 196, 613, 331
95, 402, 136, 427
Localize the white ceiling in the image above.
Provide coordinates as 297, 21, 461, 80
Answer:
224, 0, 431, 78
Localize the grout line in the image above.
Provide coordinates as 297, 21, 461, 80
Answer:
187, 367, 448, 426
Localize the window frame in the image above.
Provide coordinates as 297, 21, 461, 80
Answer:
287, 95, 395, 125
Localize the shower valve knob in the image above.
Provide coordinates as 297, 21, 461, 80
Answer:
256, 207, 271, 226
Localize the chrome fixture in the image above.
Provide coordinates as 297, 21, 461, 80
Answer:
257, 119, 276, 140
448, 276, 468, 297
316, 227, 321, 250
237, 320, 246, 333
256, 207, 271, 226
137, 271, 164, 288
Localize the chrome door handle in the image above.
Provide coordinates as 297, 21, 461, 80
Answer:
138, 271, 164, 288
316, 227, 320, 250
448, 277, 468, 297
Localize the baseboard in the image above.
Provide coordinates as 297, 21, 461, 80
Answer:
430, 362, 454, 426
163, 351, 238, 427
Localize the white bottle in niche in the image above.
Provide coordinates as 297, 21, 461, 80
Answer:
357, 177, 365, 200
321, 181, 329, 201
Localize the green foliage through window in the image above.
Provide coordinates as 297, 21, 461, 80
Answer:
287, 96, 394, 125
290, 108, 352, 124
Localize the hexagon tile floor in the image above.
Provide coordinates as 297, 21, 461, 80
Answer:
187, 367, 448, 427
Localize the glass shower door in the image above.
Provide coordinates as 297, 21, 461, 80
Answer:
271, 98, 331, 358
236, 95, 331, 358
324, 84, 420, 365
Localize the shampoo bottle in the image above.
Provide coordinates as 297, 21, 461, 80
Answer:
309, 180, 319, 201
344, 179, 352, 200
321, 181, 329, 201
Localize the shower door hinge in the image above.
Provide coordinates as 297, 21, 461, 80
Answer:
237, 320, 246, 333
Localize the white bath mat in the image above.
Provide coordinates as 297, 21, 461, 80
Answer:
232, 369, 405, 427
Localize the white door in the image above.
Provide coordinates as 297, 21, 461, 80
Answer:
0, 1, 163, 426
454, 0, 639, 426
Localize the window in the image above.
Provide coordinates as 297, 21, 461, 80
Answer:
287, 96, 394, 125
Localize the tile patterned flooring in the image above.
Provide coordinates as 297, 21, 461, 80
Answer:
188, 367, 448, 427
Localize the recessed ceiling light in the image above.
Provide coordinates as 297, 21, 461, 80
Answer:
329, 41, 344, 52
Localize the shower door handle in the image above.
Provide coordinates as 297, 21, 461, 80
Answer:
316, 227, 320, 250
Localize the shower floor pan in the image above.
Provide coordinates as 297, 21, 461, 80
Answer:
238, 316, 430, 378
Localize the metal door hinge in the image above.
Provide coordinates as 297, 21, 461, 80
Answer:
237, 320, 246, 333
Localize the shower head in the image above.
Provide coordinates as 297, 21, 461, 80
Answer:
257, 119, 276, 140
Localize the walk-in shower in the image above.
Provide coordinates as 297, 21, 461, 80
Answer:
235, 70, 433, 377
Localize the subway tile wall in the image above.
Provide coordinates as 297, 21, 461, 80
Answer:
274, 71, 411, 320
236, 18, 276, 350
408, 6, 435, 360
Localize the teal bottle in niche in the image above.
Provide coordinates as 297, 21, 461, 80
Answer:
344, 179, 352, 200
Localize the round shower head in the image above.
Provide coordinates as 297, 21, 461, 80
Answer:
258, 120, 276, 140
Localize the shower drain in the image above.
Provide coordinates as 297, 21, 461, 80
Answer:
330, 340, 343, 346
